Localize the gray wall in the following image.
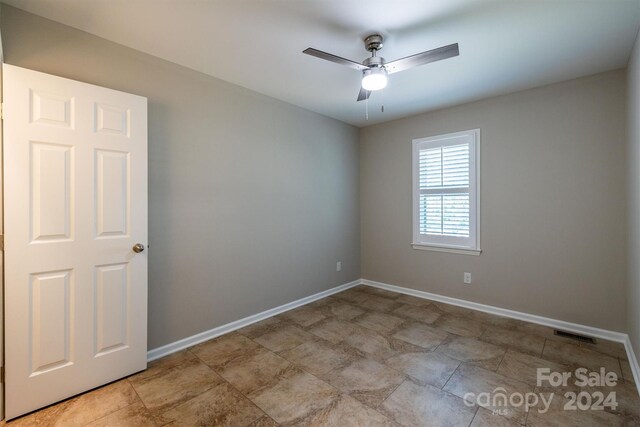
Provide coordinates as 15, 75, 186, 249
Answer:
1, 4, 633, 351
628, 30, 640, 358
0, 5, 360, 350
360, 70, 627, 332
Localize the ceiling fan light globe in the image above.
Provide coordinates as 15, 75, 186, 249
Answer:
362, 67, 388, 91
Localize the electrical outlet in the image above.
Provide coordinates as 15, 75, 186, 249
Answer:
464, 272, 472, 284
336, 261, 342, 272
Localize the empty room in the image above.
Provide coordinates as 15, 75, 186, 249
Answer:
0, 0, 639, 425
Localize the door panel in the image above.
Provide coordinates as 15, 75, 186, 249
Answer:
30, 90, 74, 128
95, 103, 129, 136
95, 149, 129, 237
4, 64, 148, 419
94, 263, 129, 356
30, 141, 74, 242
29, 269, 74, 375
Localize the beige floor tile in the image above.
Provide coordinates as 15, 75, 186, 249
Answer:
254, 324, 316, 352
162, 382, 265, 426
470, 407, 521, 427
542, 340, 622, 376
190, 333, 261, 368
432, 313, 486, 338
580, 339, 628, 360
8, 380, 139, 427
392, 322, 449, 350
385, 351, 460, 388
513, 323, 584, 345
237, 317, 283, 339
436, 335, 507, 371
324, 358, 405, 408
300, 394, 397, 426
480, 326, 546, 357
248, 416, 279, 427
248, 368, 339, 424
333, 288, 371, 305
533, 383, 582, 396
130, 349, 198, 383
86, 401, 168, 427
497, 349, 571, 386
361, 287, 402, 300
443, 364, 532, 424
279, 340, 355, 376
621, 359, 636, 384
430, 301, 476, 317
354, 311, 405, 334
304, 297, 332, 309
309, 317, 358, 344
395, 294, 432, 307
130, 358, 223, 413
279, 305, 326, 327
471, 312, 525, 330
342, 325, 400, 361
392, 303, 442, 324
379, 380, 476, 427
355, 294, 402, 312
321, 299, 365, 320
217, 347, 290, 394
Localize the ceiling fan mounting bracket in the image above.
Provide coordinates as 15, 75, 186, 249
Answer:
364, 34, 384, 52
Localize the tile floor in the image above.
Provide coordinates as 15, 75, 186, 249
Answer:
7, 285, 640, 426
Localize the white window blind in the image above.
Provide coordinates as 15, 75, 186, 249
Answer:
412, 130, 480, 253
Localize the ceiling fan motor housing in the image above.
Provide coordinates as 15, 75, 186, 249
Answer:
364, 34, 384, 52
363, 56, 385, 68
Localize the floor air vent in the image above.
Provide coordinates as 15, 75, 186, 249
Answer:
553, 330, 595, 344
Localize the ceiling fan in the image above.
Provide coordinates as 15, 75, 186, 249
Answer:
303, 34, 459, 102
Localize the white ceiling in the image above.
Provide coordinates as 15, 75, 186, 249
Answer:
4, 0, 640, 127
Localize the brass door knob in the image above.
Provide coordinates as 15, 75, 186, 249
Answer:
133, 243, 145, 253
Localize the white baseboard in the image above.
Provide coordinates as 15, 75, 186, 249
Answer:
361, 278, 627, 342
360, 278, 640, 397
146, 279, 360, 362
623, 336, 640, 388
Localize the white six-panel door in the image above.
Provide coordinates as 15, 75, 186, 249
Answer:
3, 64, 148, 419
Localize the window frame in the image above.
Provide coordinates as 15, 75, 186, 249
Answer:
412, 129, 481, 255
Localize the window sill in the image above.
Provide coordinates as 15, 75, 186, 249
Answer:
411, 244, 482, 256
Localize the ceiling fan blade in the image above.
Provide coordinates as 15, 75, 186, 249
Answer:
303, 48, 368, 71
357, 87, 371, 102
384, 43, 459, 74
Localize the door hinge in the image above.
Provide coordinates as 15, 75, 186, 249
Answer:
1, 367, 4, 383
1, 102, 4, 120
0, 235, 4, 251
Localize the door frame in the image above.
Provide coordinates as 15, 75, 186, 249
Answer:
1, 61, 5, 421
